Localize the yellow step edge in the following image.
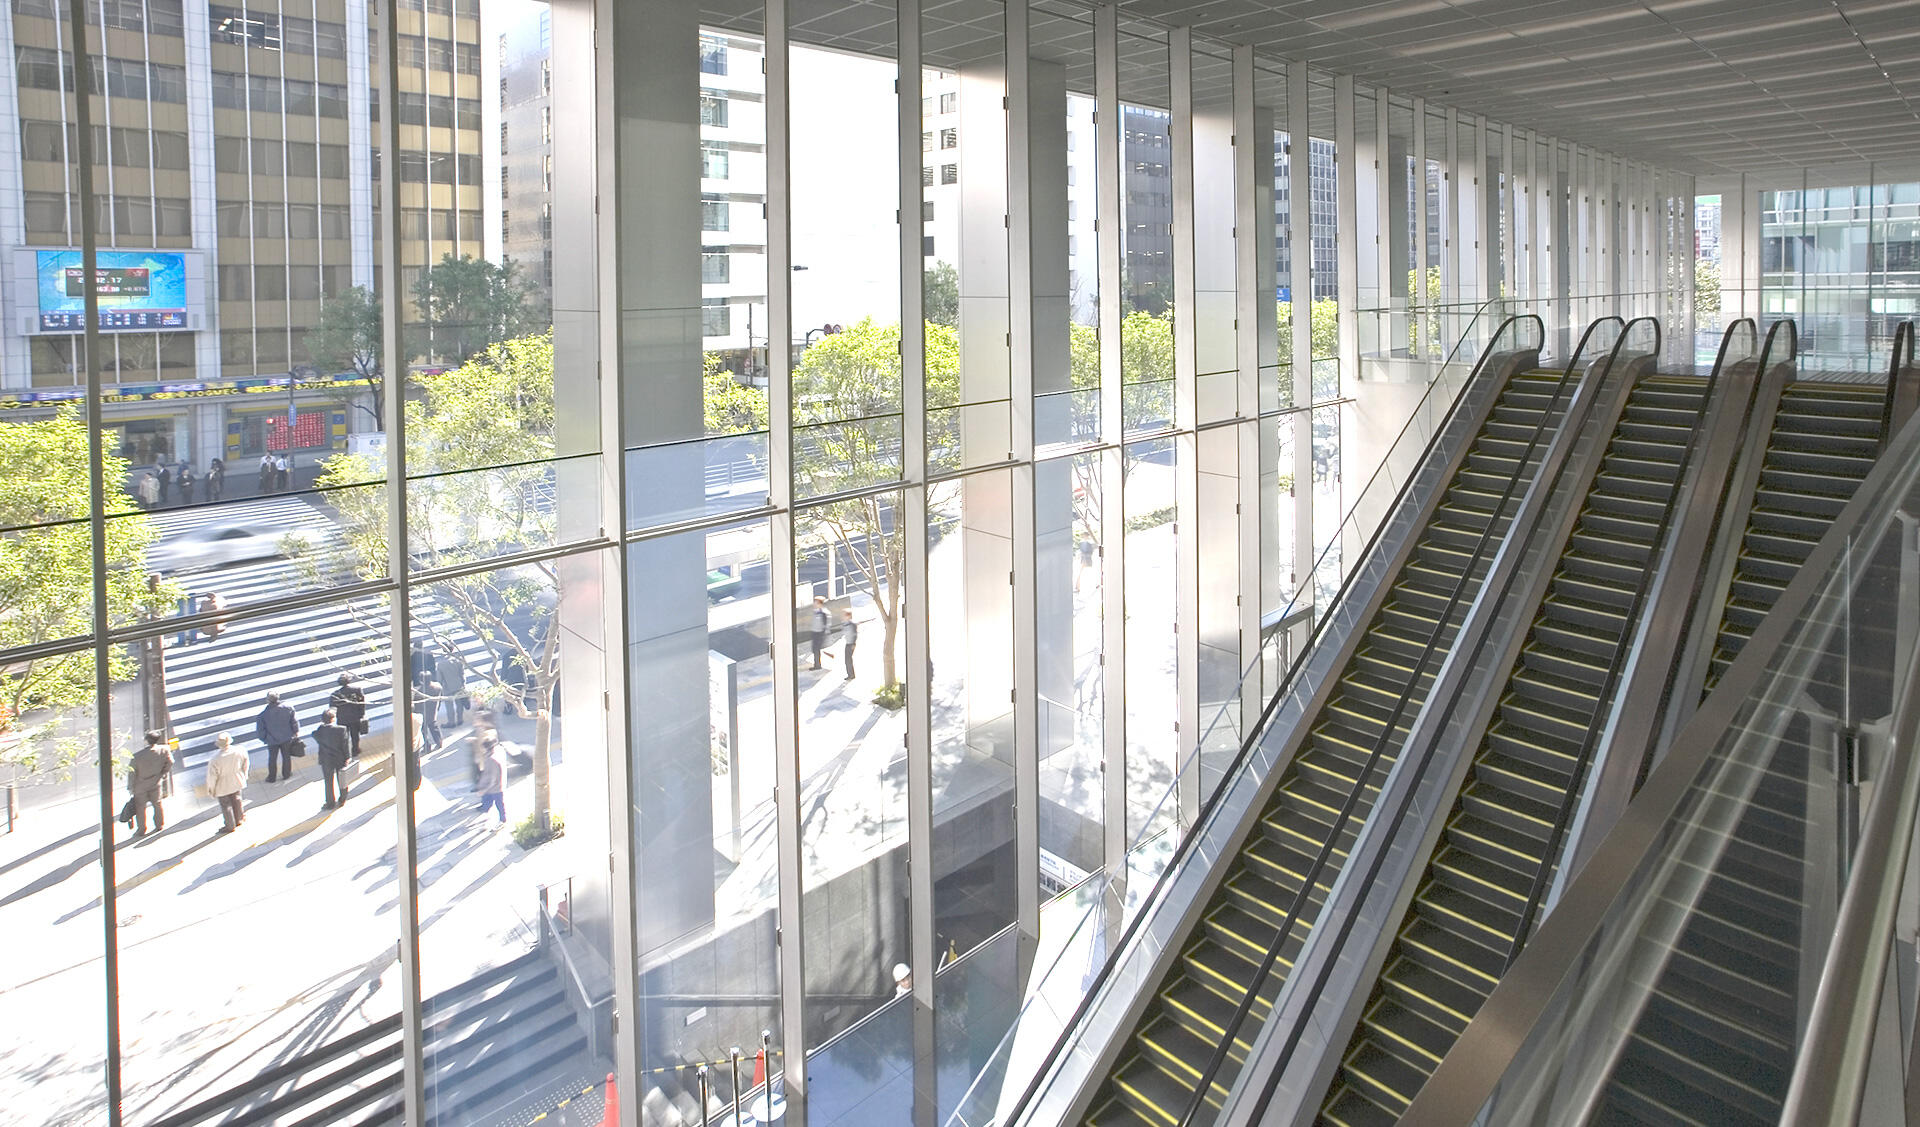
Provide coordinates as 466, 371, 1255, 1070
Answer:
1109, 1075, 1183, 1127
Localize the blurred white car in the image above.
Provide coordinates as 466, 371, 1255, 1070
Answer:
147, 523, 318, 573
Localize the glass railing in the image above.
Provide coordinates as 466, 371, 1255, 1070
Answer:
944, 296, 1548, 1127
1401, 368, 1920, 1126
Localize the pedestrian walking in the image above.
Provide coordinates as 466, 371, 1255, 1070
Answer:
438, 648, 469, 726
258, 454, 274, 494
201, 591, 227, 640
809, 596, 829, 670
156, 463, 173, 505
274, 454, 289, 492
138, 471, 159, 509
314, 709, 351, 809
207, 458, 224, 502
205, 732, 249, 833
841, 608, 858, 679
126, 730, 170, 837
413, 680, 444, 752
474, 739, 507, 824
329, 672, 367, 758
175, 592, 198, 647
255, 691, 301, 782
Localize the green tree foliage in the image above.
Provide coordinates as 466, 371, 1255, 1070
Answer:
409, 254, 548, 366
305, 285, 386, 427
790, 317, 958, 688
704, 351, 769, 437
1695, 258, 1722, 316
317, 333, 564, 830
924, 261, 960, 327
0, 410, 169, 776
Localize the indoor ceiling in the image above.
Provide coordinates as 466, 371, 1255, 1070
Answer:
1117, 0, 1920, 177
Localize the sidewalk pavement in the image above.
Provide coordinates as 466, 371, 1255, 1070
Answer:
0, 715, 577, 1127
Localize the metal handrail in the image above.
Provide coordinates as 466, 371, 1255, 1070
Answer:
1881, 320, 1916, 453
1173, 317, 1618, 1127
976, 305, 1540, 1127
1779, 538, 1920, 1123
1401, 329, 1920, 1125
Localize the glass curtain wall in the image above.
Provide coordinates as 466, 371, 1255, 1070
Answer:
1, 0, 624, 1124
0, 0, 1706, 1123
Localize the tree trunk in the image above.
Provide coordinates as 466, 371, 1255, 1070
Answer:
881, 613, 898, 688
533, 706, 552, 834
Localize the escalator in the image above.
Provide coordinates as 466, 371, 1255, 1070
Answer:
1702, 380, 1887, 692
1082, 365, 1577, 1127
1314, 370, 1717, 1127
1372, 324, 1920, 1127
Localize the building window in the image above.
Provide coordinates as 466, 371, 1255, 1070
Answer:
940, 164, 957, 185
940, 127, 957, 149
939, 92, 957, 114
700, 94, 729, 128
702, 250, 730, 284
699, 35, 727, 75
923, 235, 936, 257
702, 146, 729, 180
922, 131, 933, 153
16, 47, 64, 90
922, 165, 934, 187
922, 201, 934, 221
701, 195, 729, 232
702, 299, 730, 336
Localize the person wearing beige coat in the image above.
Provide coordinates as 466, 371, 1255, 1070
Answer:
205, 733, 250, 833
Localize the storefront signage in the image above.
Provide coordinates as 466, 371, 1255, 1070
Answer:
0, 373, 365, 410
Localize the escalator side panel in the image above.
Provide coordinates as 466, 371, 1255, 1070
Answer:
1079, 366, 1578, 1127
1310, 370, 1715, 1127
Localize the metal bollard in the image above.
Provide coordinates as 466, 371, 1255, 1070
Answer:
729, 1045, 743, 1124
698, 1064, 711, 1127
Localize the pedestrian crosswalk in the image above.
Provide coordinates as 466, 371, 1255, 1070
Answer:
145, 497, 510, 776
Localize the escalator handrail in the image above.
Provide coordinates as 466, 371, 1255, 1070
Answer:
1173, 316, 1622, 1127
1229, 315, 1636, 1125
983, 309, 1542, 1127
1551, 317, 1761, 886
1501, 316, 1694, 968
1880, 319, 1916, 453
1398, 324, 1920, 1127
1634, 316, 1800, 789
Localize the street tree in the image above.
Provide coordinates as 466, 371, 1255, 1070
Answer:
316, 332, 567, 835
792, 317, 959, 690
704, 351, 768, 437
924, 261, 960, 327
306, 286, 386, 428
410, 254, 548, 366
1695, 258, 1722, 317
0, 410, 171, 780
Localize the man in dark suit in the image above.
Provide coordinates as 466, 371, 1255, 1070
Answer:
329, 672, 367, 758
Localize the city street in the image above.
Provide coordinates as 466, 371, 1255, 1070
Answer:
0, 493, 588, 1127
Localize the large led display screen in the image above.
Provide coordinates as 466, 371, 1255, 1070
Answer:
37, 250, 188, 331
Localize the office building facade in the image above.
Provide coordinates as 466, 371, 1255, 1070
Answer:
0, 0, 480, 475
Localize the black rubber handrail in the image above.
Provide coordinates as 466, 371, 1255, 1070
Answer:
1880, 320, 1915, 453
1174, 317, 1620, 1127
1231, 316, 1639, 1125
1501, 316, 1697, 967
1626, 316, 1796, 796
992, 309, 1541, 1126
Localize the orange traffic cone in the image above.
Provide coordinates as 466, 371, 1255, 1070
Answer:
598, 1072, 619, 1127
